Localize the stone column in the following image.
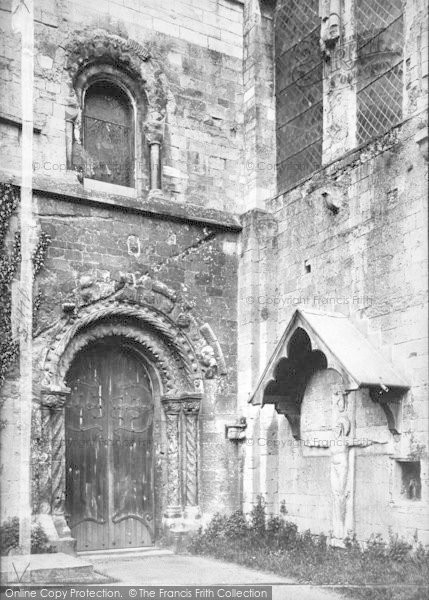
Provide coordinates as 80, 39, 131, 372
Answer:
161, 398, 182, 518
149, 142, 161, 190
40, 388, 73, 542
183, 398, 201, 512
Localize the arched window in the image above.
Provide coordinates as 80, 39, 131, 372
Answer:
83, 82, 134, 187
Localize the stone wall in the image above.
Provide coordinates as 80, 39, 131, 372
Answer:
239, 113, 428, 542
239, 0, 428, 543
0, 0, 246, 212
0, 187, 241, 529
0, 0, 245, 536
0, 0, 427, 548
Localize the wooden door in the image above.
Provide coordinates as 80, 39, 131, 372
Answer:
65, 339, 154, 551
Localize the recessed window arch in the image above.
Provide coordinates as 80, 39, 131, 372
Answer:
83, 80, 135, 187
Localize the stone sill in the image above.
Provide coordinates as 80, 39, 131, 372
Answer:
0, 171, 242, 233
83, 177, 137, 198
273, 108, 427, 203
0, 112, 42, 133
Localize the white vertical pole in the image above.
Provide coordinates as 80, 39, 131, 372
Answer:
13, 0, 34, 556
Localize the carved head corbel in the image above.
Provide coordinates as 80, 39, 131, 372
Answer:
320, 0, 342, 60
40, 387, 71, 410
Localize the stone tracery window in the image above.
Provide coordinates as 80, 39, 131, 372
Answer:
83, 82, 135, 188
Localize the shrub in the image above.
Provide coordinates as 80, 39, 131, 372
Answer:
0, 517, 19, 555
249, 496, 266, 536
0, 517, 55, 555
187, 499, 429, 600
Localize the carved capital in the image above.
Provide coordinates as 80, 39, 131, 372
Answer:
40, 388, 71, 410
183, 398, 201, 415
161, 393, 202, 415
161, 398, 182, 415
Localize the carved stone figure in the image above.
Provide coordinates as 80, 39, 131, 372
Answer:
331, 389, 352, 541
198, 344, 218, 379
331, 439, 350, 539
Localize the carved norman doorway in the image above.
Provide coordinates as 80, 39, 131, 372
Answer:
65, 337, 155, 551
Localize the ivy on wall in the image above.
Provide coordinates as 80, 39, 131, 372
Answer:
0, 183, 51, 397
0, 183, 20, 393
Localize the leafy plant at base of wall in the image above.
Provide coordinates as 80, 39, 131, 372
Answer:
0, 517, 55, 555
188, 497, 429, 600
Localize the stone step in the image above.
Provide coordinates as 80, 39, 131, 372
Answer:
79, 547, 173, 561
1, 552, 108, 584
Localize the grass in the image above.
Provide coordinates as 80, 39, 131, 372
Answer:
187, 497, 429, 600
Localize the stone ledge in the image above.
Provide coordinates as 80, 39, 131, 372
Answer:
0, 553, 110, 584
0, 172, 242, 233
271, 109, 427, 206
0, 112, 43, 133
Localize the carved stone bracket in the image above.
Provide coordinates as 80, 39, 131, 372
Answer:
276, 406, 301, 440
320, 0, 341, 59
369, 386, 402, 435
225, 417, 247, 442
415, 126, 428, 162
40, 387, 71, 411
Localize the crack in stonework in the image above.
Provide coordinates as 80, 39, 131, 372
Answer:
150, 228, 216, 276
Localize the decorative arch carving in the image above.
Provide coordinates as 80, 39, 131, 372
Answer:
41, 296, 204, 395
63, 30, 173, 191
35, 283, 229, 541
64, 31, 170, 142
57, 322, 188, 395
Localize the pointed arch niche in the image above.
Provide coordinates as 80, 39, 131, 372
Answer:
249, 308, 409, 440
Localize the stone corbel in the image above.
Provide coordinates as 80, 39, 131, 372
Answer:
415, 126, 428, 162
320, 0, 341, 59
40, 387, 71, 411
225, 417, 247, 442
321, 184, 344, 214
369, 386, 402, 436
265, 395, 301, 440
277, 408, 301, 440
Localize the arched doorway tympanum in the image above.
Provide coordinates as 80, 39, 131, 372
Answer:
65, 337, 154, 551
